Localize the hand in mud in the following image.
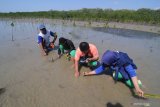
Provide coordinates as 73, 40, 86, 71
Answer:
136, 88, 144, 97
75, 72, 80, 78
83, 72, 88, 76
42, 51, 47, 56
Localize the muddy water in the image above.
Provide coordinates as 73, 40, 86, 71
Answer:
0, 19, 160, 107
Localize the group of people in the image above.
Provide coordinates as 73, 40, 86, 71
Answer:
37, 24, 144, 97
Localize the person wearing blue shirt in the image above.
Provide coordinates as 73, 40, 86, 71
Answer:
37, 24, 57, 56
83, 50, 144, 97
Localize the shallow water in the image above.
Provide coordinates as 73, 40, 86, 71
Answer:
0, 19, 160, 107
93, 27, 160, 39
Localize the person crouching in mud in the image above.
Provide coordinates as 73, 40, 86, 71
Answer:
83, 50, 144, 97
58, 37, 76, 59
58, 37, 76, 67
74, 42, 99, 77
37, 24, 57, 56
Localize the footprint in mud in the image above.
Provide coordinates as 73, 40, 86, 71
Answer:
58, 84, 65, 89
15, 43, 20, 47
149, 46, 153, 53
102, 40, 103, 44
48, 57, 59, 63
28, 49, 33, 53
69, 32, 81, 39
0, 88, 6, 96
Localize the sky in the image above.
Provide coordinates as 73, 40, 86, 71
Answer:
0, 0, 160, 12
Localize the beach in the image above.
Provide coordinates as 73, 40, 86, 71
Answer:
0, 18, 160, 107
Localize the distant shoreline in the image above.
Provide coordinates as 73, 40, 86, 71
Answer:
0, 18, 160, 34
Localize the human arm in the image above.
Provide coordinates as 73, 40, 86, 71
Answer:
83, 65, 105, 76
86, 55, 99, 62
50, 31, 57, 44
38, 36, 47, 56
38, 43, 47, 56
125, 65, 144, 97
74, 60, 80, 77
74, 50, 81, 77
131, 76, 144, 97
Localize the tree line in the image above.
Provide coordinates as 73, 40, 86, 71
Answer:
0, 8, 160, 25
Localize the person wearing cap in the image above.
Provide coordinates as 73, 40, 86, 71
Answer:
58, 37, 76, 59
37, 24, 57, 56
74, 42, 99, 77
83, 50, 144, 97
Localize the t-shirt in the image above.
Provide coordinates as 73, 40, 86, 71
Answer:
58, 39, 75, 55
75, 44, 99, 61
95, 65, 137, 78
37, 30, 55, 47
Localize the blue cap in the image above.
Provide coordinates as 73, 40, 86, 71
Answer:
38, 24, 46, 30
